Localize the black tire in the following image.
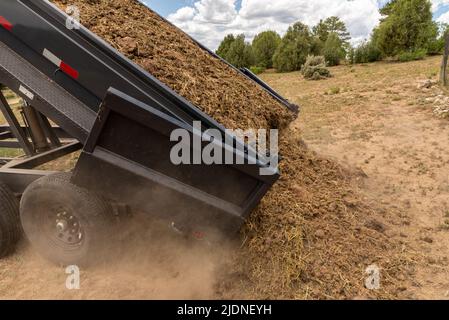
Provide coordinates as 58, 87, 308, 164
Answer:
20, 173, 114, 266
0, 182, 21, 258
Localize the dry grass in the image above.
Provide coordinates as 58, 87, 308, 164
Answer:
261, 57, 441, 145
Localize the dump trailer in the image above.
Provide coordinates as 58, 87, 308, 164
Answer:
0, 0, 298, 265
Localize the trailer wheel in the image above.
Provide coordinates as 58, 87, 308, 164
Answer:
20, 173, 114, 266
0, 183, 21, 258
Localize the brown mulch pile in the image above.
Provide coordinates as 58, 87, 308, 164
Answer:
227, 132, 415, 299
52, 0, 413, 299
53, 0, 294, 132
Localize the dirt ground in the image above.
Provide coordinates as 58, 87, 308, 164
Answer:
0, 216, 235, 299
1, 56, 449, 299
261, 55, 449, 299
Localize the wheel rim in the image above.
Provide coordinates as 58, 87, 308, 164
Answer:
43, 206, 84, 248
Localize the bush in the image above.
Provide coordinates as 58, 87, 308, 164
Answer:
427, 38, 445, 55
396, 49, 427, 62
350, 41, 382, 64
328, 86, 341, 95
301, 55, 332, 80
249, 66, 266, 75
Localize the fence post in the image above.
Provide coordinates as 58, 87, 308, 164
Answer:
440, 32, 449, 86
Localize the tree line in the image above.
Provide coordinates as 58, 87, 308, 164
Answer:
216, 0, 449, 73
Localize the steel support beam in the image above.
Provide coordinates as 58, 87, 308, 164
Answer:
0, 168, 57, 194
0, 90, 34, 155
3, 141, 81, 169
38, 113, 62, 147
0, 125, 71, 139
0, 140, 20, 148
0, 131, 13, 140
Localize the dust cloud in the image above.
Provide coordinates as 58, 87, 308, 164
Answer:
0, 212, 236, 300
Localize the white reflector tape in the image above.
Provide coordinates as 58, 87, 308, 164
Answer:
42, 48, 79, 79
19, 85, 34, 100
43, 48, 62, 67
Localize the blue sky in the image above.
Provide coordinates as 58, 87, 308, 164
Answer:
141, 0, 242, 17
435, 3, 449, 16
140, 0, 449, 50
145, 0, 448, 19
140, 1, 189, 17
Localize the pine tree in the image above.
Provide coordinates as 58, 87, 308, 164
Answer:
374, 0, 438, 56
252, 31, 281, 68
273, 22, 312, 72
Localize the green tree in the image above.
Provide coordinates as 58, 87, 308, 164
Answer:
310, 36, 324, 56
379, 0, 398, 16
323, 32, 345, 66
313, 16, 351, 48
374, 0, 437, 57
226, 34, 255, 68
427, 22, 449, 55
216, 34, 235, 59
273, 22, 312, 72
216, 34, 254, 68
252, 31, 281, 68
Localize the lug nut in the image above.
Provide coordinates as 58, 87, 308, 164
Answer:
56, 220, 68, 232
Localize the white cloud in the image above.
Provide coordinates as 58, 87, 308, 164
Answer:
437, 10, 449, 23
167, 0, 449, 50
170, 6, 196, 21
194, 0, 237, 22
432, 0, 449, 12
435, 0, 449, 23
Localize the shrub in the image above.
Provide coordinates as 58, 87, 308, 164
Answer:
304, 55, 326, 66
329, 86, 341, 95
301, 55, 332, 80
350, 41, 382, 64
427, 38, 444, 55
396, 49, 427, 62
249, 66, 266, 75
